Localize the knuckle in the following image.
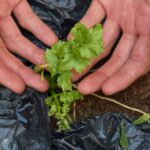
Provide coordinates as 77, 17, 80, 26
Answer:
9, 0, 25, 8
97, 70, 109, 79
0, 63, 25, 94
131, 54, 149, 68
6, 32, 22, 49
0, 3, 11, 20
19, 14, 35, 29
33, 49, 45, 64
120, 69, 134, 82
15, 32, 22, 42
14, 60, 25, 74
111, 54, 126, 66
18, 65, 31, 76
131, 55, 142, 62
112, 54, 123, 62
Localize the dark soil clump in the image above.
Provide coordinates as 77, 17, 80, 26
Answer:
69, 71, 150, 122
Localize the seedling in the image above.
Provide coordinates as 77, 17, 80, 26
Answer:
35, 23, 150, 133
120, 123, 129, 150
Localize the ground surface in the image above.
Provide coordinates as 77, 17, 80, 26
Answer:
70, 71, 150, 122
51, 71, 150, 129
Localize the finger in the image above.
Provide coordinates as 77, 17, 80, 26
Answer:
103, 19, 121, 51
0, 60, 25, 94
0, 39, 25, 93
13, 0, 58, 46
102, 36, 150, 95
0, 39, 49, 92
0, 1, 12, 20
149, 33, 150, 47
77, 33, 137, 94
68, 0, 106, 40
80, 0, 105, 28
72, 19, 120, 81
0, 16, 45, 65
7, 0, 22, 7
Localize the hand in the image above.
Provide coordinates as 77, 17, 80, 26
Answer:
73, 0, 150, 95
0, 0, 58, 94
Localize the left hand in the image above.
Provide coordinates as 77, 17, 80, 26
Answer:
72, 0, 150, 95
0, 0, 58, 93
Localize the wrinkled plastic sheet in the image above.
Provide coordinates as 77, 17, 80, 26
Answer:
52, 113, 150, 150
0, 87, 50, 150
0, 0, 150, 150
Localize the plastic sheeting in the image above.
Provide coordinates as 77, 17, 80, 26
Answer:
52, 113, 150, 150
0, 87, 50, 150
0, 0, 150, 150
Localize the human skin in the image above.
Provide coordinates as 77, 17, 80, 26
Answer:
73, 0, 150, 95
0, 0, 58, 94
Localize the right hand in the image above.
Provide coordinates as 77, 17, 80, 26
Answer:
73, 0, 150, 95
0, 0, 58, 94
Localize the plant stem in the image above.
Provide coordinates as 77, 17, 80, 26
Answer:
73, 102, 76, 122
72, 84, 146, 115
41, 69, 44, 81
91, 93, 146, 115
40, 64, 49, 69
53, 93, 61, 114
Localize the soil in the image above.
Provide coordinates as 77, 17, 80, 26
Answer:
70, 71, 150, 122
51, 71, 150, 129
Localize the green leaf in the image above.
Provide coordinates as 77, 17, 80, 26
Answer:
51, 41, 67, 58
59, 92, 73, 103
133, 113, 150, 125
45, 97, 52, 106
57, 71, 72, 91
57, 118, 71, 131
69, 90, 83, 100
48, 102, 57, 117
59, 53, 89, 73
46, 75, 58, 89
79, 24, 103, 59
88, 24, 103, 55
43, 23, 104, 131
120, 123, 129, 150
59, 91, 83, 103
71, 23, 89, 44
45, 49, 58, 77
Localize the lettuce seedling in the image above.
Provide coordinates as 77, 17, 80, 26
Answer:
35, 23, 150, 133
42, 23, 103, 130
